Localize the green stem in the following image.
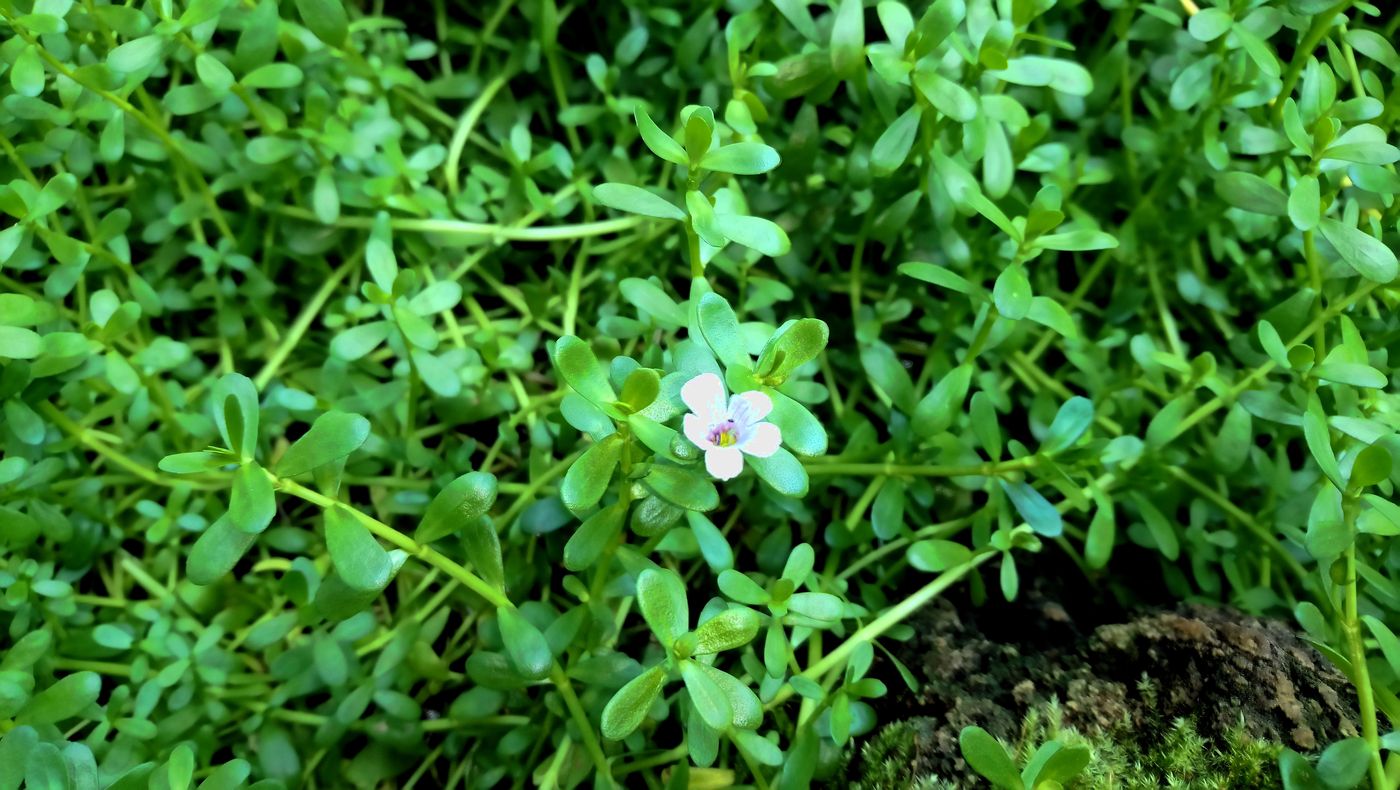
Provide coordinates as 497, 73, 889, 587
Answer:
1274, 1, 1353, 123
253, 254, 358, 390
274, 475, 511, 609
1342, 515, 1387, 790
804, 456, 1038, 478
275, 473, 613, 784
765, 551, 998, 711
39, 403, 220, 491
551, 665, 615, 787
686, 226, 704, 279
446, 70, 514, 196
269, 204, 644, 241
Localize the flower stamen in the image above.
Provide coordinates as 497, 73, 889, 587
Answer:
707, 419, 739, 447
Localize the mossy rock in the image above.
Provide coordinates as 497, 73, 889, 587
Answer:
844, 576, 1361, 788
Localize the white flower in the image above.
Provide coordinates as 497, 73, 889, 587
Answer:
680, 372, 782, 481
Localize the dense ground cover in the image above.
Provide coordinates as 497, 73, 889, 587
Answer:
3, 0, 1400, 787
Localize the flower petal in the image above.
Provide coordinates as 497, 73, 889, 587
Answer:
682, 372, 727, 421
684, 413, 714, 450
739, 422, 781, 458
732, 390, 773, 423
705, 446, 744, 480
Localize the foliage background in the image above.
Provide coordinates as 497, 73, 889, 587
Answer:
3, 0, 1400, 788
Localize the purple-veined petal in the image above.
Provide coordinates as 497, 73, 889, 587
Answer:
684, 413, 715, 450
705, 446, 744, 480
682, 372, 727, 422
731, 390, 773, 424
739, 422, 781, 458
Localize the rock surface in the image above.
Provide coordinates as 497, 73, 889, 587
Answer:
857, 572, 1360, 785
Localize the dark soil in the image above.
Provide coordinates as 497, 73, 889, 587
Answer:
859, 562, 1361, 785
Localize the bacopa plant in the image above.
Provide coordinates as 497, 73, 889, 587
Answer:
3, 0, 1400, 788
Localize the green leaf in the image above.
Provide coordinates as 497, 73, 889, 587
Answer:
637, 568, 688, 645
594, 183, 686, 220
1313, 362, 1387, 389
1363, 616, 1400, 679
107, 36, 165, 73
0, 326, 41, 359
601, 665, 665, 740
313, 167, 340, 224
829, 0, 865, 78
788, 592, 843, 622
276, 410, 371, 477
1289, 175, 1320, 232
756, 318, 829, 384
861, 343, 917, 413
1032, 229, 1118, 251
561, 434, 623, 515
899, 262, 976, 294
913, 364, 973, 437
498, 607, 552, 680
564, 501, 627, 571
701, 143, 781, 175
553, 336, 618, 406
1187, 8, 1232, 42
733, 729, 782, 764
711, 214, 791, 257
1135, 496, 1180, 561
645, 464, 719, 511
187, 516, 256, 585
242, 63, 303, 90
195, 53, 235, 93
913, 68, 978, 122
681, 660, 733, 730
11, 46, 44, 97
620, 278, 687, 329
1319, 219, 1398, 283
212, 373, 261, 461
992, 265, 1031, 320
914, 0, 965, 56
294, 0, 349, 46
959, 726, 1021, 789
1347, 29, 1400, 72
324, 508, 391, 593
1000, 480, 1061, 537
718, 570, 769, 605
1315, 738, 1370, 790
693, 608, 760, 654
768, 391, 826, 456
697, 663, 762, 729
687, 190, 727, 248
1215, 172, 1288, 216
1214, 402, 1253, 472
1304, 395, 1343, 490
697, 293, 750, 368
1026, 296, 1078, 338
871, 478, 905, 540
366, 212, 397, 291
1351, 444, 1392, 489
749, 447, 809, 497
17, 673, 99, 725
970, 391, 1002, 460
331, 321, 390, 360
989, 56, 1093, 95
246, 136, 301, 165
872, 105, 924, 175
908, 540, 972, 572
229, 463, 276, 534
619, 367, 661, 413
1041, 397, 1093, 454
635, 107, 688, 166
415, 469, 500, 573
684, 106, 714, 165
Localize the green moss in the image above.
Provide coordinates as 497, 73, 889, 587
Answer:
849, 687, 1283, 789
